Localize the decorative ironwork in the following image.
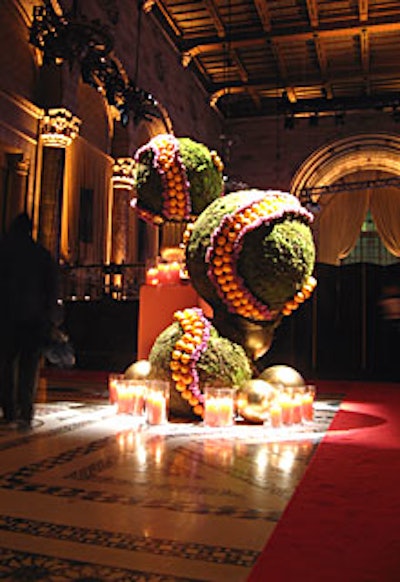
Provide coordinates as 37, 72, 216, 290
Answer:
299, 176, 400, 203
40, 108, 81, 148
30, 1, 163, 127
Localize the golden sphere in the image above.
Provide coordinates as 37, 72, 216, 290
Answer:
236, 379, 278, 423
125, 360, 151, 380
259, 365, 305, 389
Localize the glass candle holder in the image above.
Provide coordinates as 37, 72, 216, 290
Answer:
115, 378, 147, 416
203, 387, 235, 428
269, 399, 283, 428
108, 373, 125, 405
145, 258, 159, 286
146, 380, 170, 425
301, 384, 316, 422
292, 389, 304, 424
279, 392, 294, 426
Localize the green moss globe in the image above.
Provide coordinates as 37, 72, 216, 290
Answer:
134, 134, 224, 223
148, 314, 252, 419
186, 189, 316, 322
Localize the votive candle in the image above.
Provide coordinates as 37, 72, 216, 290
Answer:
269, 401, 283, 428
302, 385, 316, 421
204, 387, 235, 427
146, 380, 169, 425
108, 373, 125, 405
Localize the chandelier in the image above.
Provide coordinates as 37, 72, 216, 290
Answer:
29, 1, 162, 127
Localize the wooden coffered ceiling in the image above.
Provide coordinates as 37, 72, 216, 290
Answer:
148, 0, 400, 120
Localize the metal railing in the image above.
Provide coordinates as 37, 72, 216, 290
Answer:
59, 263, 146, 301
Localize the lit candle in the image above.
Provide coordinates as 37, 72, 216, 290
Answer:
131, 383, 146, 416
204, 388, 234, 427
115, 379, 146, 416
146, 381, 169, 425
169, 261, 181, 284
269, 402, 282, 428
292, 394, 303, 424
116, 381, 134, 414
146, 267, 159, 286
157, 263, 170, 285
147, 392, 167, 424
108, 373, 125, 405
280, 394, 294, 426
302, 385, 316, 421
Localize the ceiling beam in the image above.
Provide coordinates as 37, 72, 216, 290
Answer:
253, 0, 272, 32
313, 34, 333, 99
230, 49, 262, 109
181, 17, 400, 60
151, 0, 182, 36
358, 0, 369, 23
360, 28, 371, 94
250, 0, 296, 104
204, 0, 225, 37
209, 71, 400, 110
213, 92, 400, 118
306, 0, 319, 28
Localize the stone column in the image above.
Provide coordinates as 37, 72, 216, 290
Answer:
38, 108, 81, 260
4, 154, 30, 229
111, 157, 137, 264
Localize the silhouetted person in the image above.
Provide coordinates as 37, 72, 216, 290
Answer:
0, 213, 59, 430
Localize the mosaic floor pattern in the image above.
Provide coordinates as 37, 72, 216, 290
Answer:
0, 392, 339, 581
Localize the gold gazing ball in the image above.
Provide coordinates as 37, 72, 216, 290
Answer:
124, 360, 151, 380
259, 365, 305, 389
236, 379, 278, 423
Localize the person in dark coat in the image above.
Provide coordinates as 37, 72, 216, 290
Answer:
0, 212, 59, 429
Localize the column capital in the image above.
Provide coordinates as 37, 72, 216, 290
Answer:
112, 157, 136, 191
40, 108, 81, 148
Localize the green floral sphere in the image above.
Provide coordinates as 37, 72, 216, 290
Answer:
148, 307, 252, 419
134, 134, 224, 224
185, 189, 316, 324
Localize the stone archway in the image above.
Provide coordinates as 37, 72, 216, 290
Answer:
290, 133, 400, 265
291, 133, 400, 197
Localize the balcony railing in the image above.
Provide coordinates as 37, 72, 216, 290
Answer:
59, 263, 146, 301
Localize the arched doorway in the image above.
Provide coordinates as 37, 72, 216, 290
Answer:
287, 134, 400, 380
291, 133, 400, 265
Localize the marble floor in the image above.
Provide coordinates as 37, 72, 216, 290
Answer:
0, 382, 340, 581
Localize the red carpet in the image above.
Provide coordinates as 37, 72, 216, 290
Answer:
248, 380, 400, 582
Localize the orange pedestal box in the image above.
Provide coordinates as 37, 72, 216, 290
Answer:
137, 284, 212, 360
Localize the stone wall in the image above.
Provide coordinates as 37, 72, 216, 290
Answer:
225, 112, 400, 192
